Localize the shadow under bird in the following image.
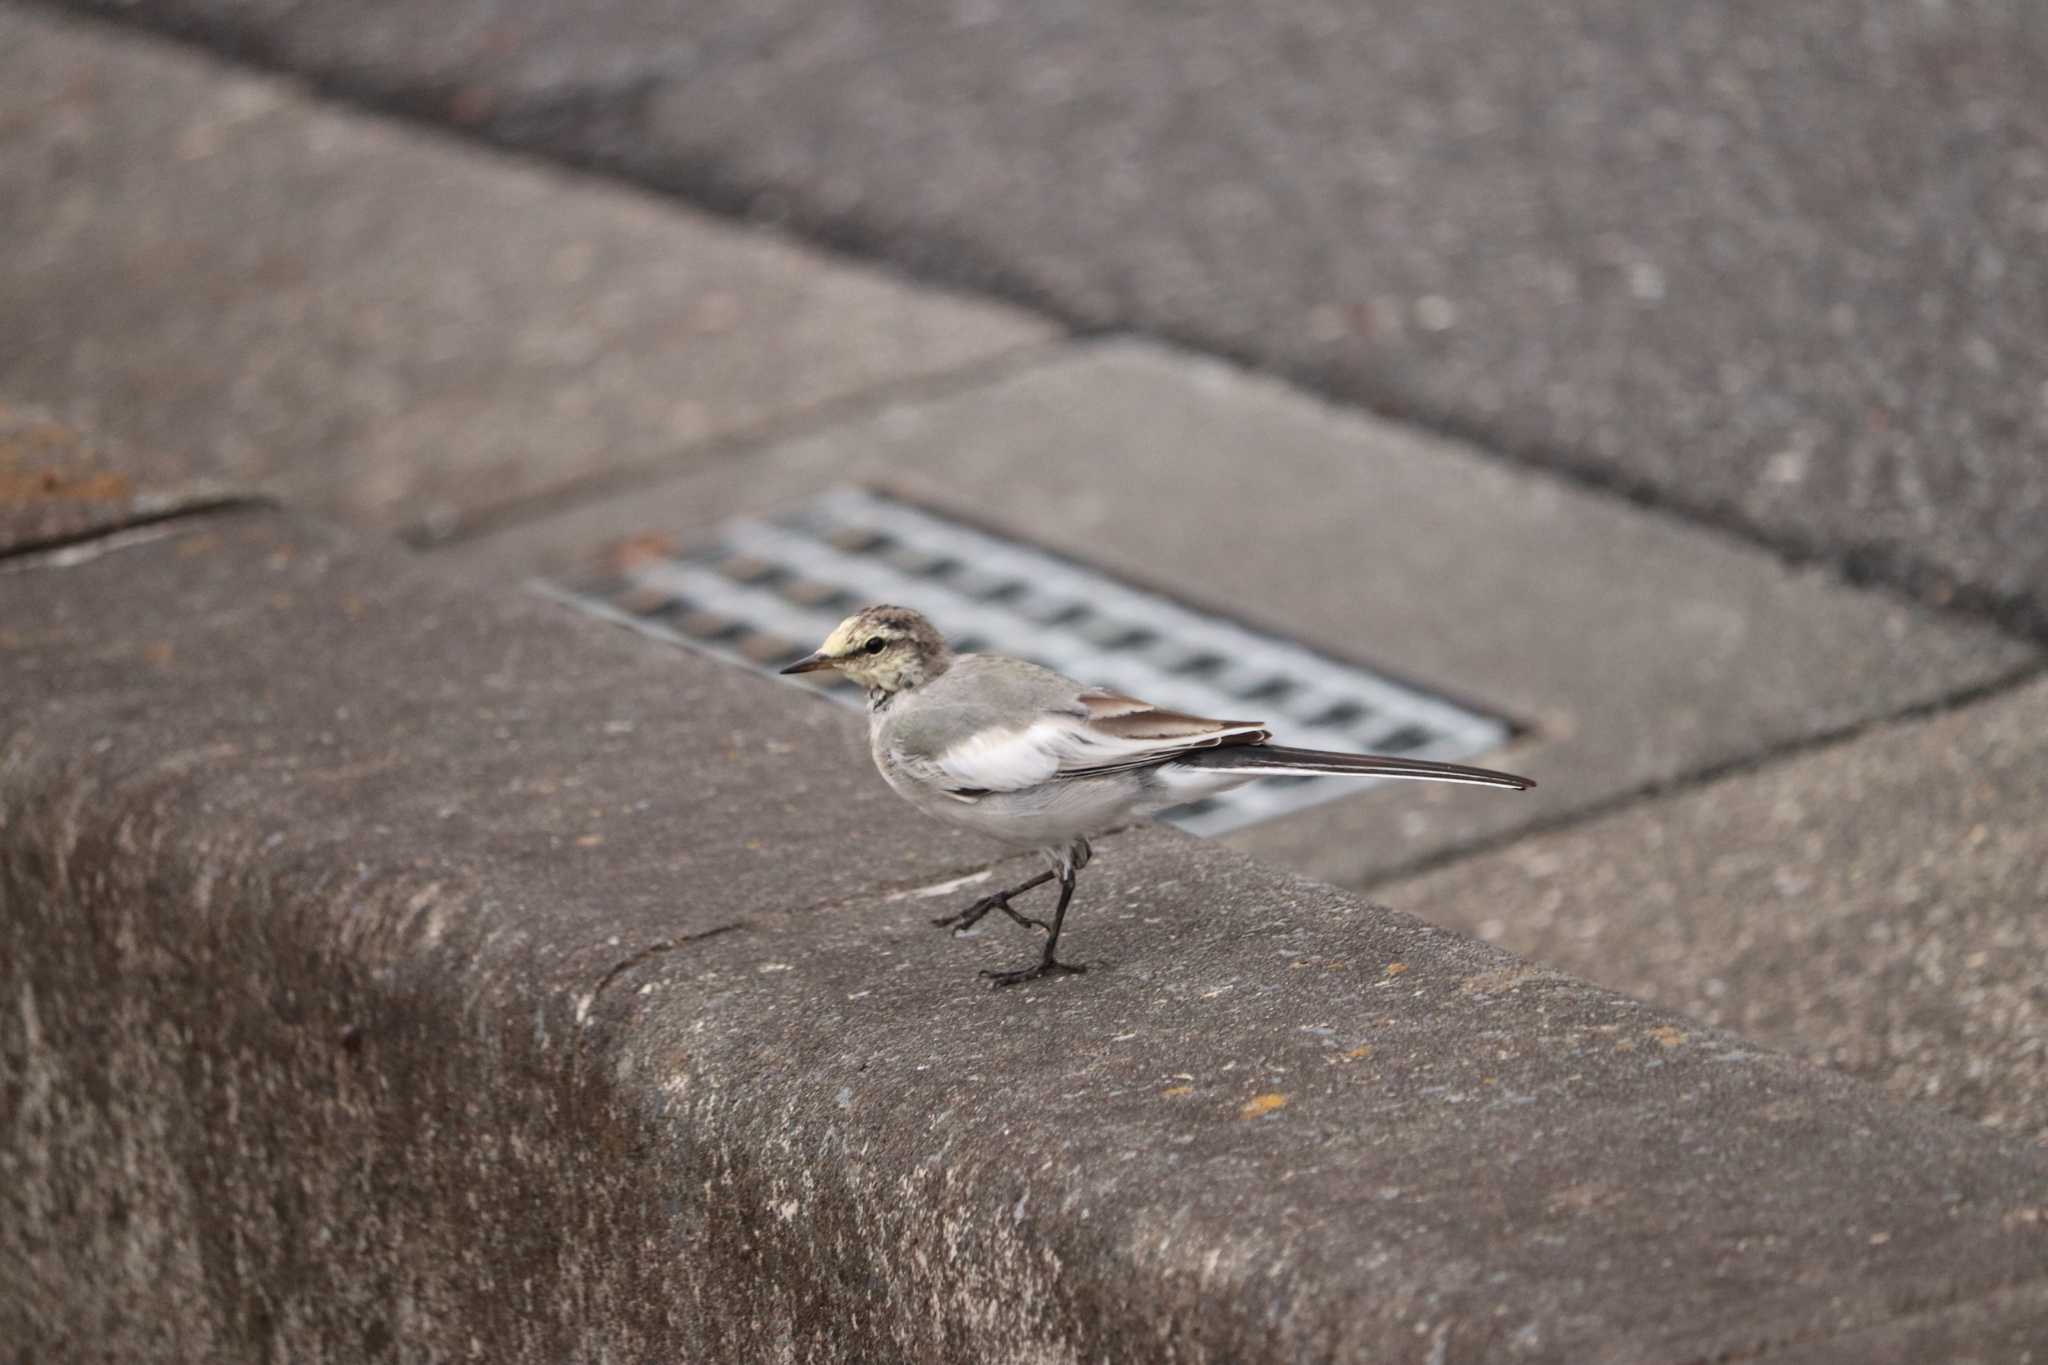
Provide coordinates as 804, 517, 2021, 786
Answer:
782, 605, 1534, 986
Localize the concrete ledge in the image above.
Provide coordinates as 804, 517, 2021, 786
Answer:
6, 508, 2048, 1360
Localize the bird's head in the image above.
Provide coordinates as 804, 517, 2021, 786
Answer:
780, 604, 952, 694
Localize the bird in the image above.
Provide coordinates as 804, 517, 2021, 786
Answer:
781, 605, 1533, 987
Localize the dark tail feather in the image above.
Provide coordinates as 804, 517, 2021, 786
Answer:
1170, 744, 1534, 791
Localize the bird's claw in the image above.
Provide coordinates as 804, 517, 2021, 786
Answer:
981, 959, 1087, 988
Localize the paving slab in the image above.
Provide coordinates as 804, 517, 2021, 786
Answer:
7, 507, 2048, 1361
441, 340, 2037, 888
44, 0, 2048, 630
1380, 673, 2048, 1148
0, 6, 1052, 540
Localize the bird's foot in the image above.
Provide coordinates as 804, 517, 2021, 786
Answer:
980, 958, 1087, 988
933, 891, 1048, 935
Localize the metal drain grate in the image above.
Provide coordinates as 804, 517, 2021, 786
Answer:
540, 487, 1512, 836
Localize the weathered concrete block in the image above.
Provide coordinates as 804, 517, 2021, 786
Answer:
5, 510, 2047, 1361
0, 8, 1052, 539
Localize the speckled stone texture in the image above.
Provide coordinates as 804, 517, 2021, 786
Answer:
6, 508, 2048, 1361
1382, 671, 2048, 1149
1779, 1282, 2048, 1365
40, 0, 2048, 630
0, 8, 1050, 539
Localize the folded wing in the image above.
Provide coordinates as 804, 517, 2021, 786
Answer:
927, 689, 1269, 794
911, 686, 1534, 798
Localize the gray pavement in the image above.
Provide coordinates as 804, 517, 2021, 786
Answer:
9, 502, 2048, 1362
8, 5, 2048, 1355
0, 7, 1050, 540
1383, 671, 2048, 1146
38, 0, 2048, 633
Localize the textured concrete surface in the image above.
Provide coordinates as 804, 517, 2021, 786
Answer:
42, 0, 2048, 631
1383, 673, 2048, 1147
1782, 1282, 2048, 1365
3, 511, 988, 928
0, 7, 1051, 539
441, 341, 2038, 887
0, 401, 246, 554
8, 509, 2048, 1360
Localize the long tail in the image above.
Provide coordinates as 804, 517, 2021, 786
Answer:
1169, 744, 1534, 791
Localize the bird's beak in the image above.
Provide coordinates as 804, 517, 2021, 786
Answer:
778, 652, 836, 675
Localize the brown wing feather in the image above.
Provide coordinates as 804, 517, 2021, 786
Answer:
1077, 689, 1271, 747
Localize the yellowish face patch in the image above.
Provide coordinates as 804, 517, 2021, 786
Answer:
819, 615, 868, 658
809, 613, 895, 687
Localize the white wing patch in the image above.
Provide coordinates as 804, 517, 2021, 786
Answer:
931, 718, 1077, 793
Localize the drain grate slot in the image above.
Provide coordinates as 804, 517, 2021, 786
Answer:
541, 487, 1513, 836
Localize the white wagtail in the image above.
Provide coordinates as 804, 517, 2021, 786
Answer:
783, 605, 1533, 986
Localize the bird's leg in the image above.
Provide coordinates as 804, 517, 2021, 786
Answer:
981, 861, 1088, 987
932, 869, 1055, 934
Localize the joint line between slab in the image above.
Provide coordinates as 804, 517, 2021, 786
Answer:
406, 334, 1083, 550
0, 497, 274, 569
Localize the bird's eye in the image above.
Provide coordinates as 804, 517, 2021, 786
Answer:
864, 637, 887, 654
